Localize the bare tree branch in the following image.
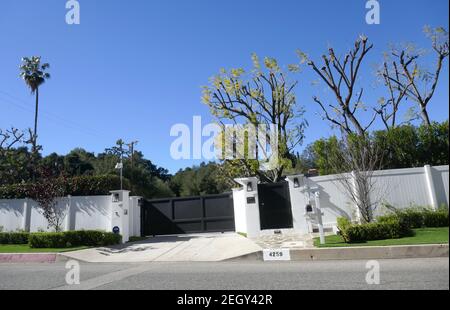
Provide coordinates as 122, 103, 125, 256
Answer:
305, 36, 377, 136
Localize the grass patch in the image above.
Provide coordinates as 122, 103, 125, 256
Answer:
0, 244, 88, 253
314, 227, 449, 248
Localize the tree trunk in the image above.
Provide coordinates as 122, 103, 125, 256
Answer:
31, 87, 39, 180
420, 107, 431, 127
33, 87, 39, 153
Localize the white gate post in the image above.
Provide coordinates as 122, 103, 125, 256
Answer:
314, 191, 325, 245
233, 177, 260, 238
65, 195, 72, 231
424, 165, 439, 210
22, 199, 31, 232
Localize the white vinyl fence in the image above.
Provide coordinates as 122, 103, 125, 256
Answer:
1, 166, 449, 240
0, 191, 141, 243
233, 165, 449, 237
309, 165, 449, 222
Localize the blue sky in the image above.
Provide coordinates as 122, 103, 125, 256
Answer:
0, 0, 448, 173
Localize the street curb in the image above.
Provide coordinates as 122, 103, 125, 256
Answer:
226, 244, 449, 261
0, 253, 58, 263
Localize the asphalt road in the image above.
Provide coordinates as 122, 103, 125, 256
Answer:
0, 258, 448, 290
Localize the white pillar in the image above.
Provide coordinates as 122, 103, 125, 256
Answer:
424, 165, 439, 210
285, 175, 310, 235
233, 177, 260, 238
22, 199, 31, 232
110, 190, 130, 243
65, 195, 72, 231
314, 191, 325, 245
129, 196, 142, 237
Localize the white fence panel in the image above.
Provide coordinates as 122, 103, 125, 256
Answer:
310, 174, 356, 221
0, 199, 24, 232
70, 196, 112, 231
370, 167, 430, 216
434, 166, 449, 207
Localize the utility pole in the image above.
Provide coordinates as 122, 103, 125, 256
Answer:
112, 139, 138, 191
128, 141, 138, 169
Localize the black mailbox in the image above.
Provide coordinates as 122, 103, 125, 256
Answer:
247, 196, 256, 204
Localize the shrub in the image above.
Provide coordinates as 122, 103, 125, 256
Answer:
0, 232, 30, 245
343, 208, 449, 243
29, 230, 122, 248
337, 217, 351, 242
396, 209, 425, 229
66, 175, 131, 197
29, 232, 67, 248
0, 175, 131, 199
423, 210, 449, 228
345, 219, 412, 243
378, 208, 449, 229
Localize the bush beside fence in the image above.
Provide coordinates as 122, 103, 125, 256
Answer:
0, 175, 130, 199
337, 208, 449, 243
0, 230, 122, 248
378, 208, 449, 229
28, 231, 122, 248
0, 232, 30, 245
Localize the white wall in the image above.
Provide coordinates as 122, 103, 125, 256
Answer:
0, 196, 112, 232
233, 165, 449, 237
129, 197, 142, 238
308, 173, 356, 222
232, 178, 261, 238
70, 196, 112, 231
0, 193, 142, 242
306, 165, 449, 229
232, 188, 247, 234
0, 199, 24, 232
433, 165, 449, 207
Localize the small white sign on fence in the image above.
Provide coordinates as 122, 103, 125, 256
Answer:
263, 249, 291, 261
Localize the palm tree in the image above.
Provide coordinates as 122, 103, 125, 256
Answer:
19, 56, 50, 154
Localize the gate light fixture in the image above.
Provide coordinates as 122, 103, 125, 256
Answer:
247, 182, 253, 192
294, 177, 300, 188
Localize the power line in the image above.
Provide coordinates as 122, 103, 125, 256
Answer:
0, 90, 109, 139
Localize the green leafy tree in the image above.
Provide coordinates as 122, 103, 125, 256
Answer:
202, 54, 307, 183
373, 125, 420, 169
416, 121, 449, 165
170, 162, 231, 197
314, 121, 449, 174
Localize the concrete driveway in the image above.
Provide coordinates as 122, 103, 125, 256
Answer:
61, 233, 262, 263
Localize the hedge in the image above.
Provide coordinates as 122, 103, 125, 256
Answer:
0, 232, 30, 245
345, 219, 413, 243
28, 231, 122, 248
0, 175, 131, 199
338, 208, 449, 243
378, 209, 449, 229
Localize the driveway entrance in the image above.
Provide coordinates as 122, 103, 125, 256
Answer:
141, 193, 235, 236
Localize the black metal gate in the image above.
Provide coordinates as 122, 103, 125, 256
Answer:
141, 193, 235, 236
258, 181, 293, 230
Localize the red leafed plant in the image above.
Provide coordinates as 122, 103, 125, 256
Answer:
27, 168, 68, 232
